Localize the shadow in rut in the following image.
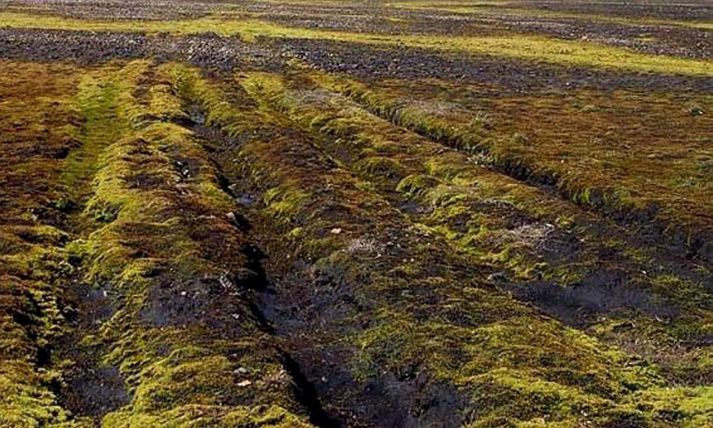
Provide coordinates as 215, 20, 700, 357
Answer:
182, 104, 343, 428
282, 352, 343, 428
502, 270, 679, 327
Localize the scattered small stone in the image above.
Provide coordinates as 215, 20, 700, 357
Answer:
226, 211, 251, 231
487, 271, 507, 281
330, 227, 342, 234
219, 273, 234, 289
689, 105, 704, 116
236, 194, 255, 206
237, 380, 252, 387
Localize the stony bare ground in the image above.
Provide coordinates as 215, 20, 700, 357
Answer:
0, 1, 711, 427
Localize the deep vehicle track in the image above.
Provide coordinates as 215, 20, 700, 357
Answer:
1, 56, 710, 427
162, 64, 713, 426
238, 69, 712, 382
0, 1, 711, 426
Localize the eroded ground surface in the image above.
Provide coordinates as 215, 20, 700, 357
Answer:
0, 1, 711, 427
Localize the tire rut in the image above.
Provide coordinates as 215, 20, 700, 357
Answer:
188, 103, 341, 428
242, 70, 712, 387
54, 62, 150, 424
166, 64, 712, 427
309, 72, 713, 264
54, 61, 318, 426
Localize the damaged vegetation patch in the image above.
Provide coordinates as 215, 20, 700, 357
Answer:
0, 59, 315, 427
63, 62, 312, 427
311, 72, 713, 263
237, 69, 712, 389
0, 60, 83, 427
0, 1, 711, 427
164, 64, 712, 427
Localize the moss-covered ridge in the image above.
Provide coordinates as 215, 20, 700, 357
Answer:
237, 70, 712, 389
307, 72, 713, 264
57, 61, 311, 427
0, 61, 86, 427
167, 63, 712, 426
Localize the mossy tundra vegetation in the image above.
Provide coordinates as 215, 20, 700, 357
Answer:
0, 0, 711, 427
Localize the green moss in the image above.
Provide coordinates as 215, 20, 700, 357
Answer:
145, 84, 191, 124
61, 61, 149, 204
263, 186, 311, 224
39, 62, 312, 426
350, 308, 666, 424
163, 62, 713, 427
0, 61, 95, 427
0, 370, 71, 427
626, 386, 713, 427
355, 156, 406, 180
102, 404, 311, 428
396, 174, 442, 198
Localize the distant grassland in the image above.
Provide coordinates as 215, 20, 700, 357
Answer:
0, 11, 711, 76
388, 1, 713, 31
